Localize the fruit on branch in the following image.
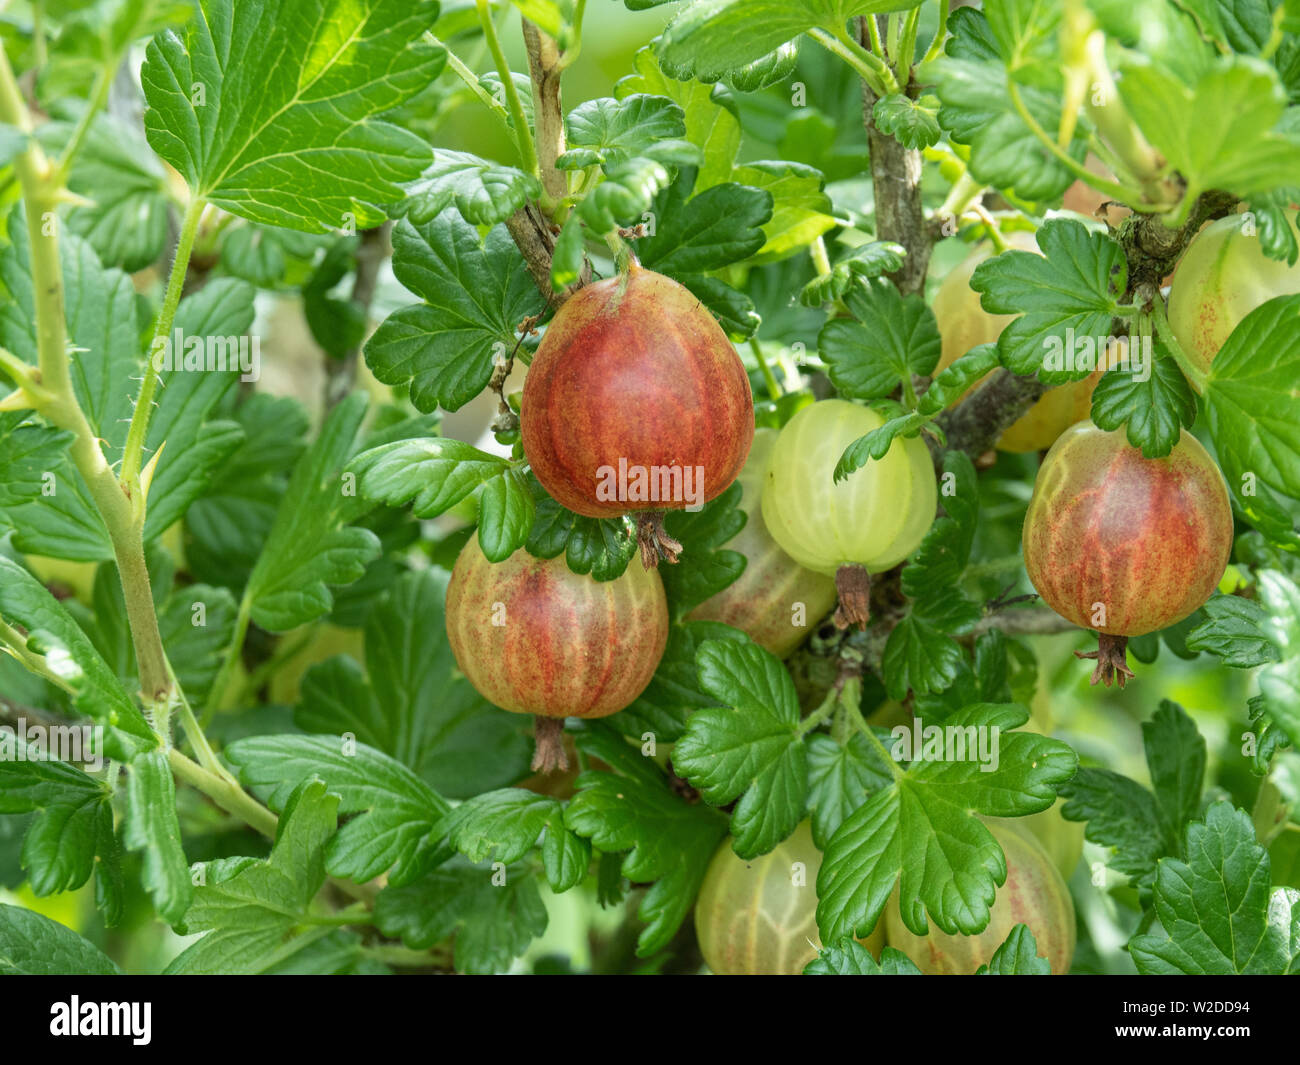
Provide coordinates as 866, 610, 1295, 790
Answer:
1021, 421, 1233, 686
687, 428, 837, 657
932, 233, 1112, 453
884, 817, 1076, 975
445, 538, 669, 771
1167, 212, 1300, 375
695, 821, 883, 975
520, 266, 754, 567
760, 399, 936, 629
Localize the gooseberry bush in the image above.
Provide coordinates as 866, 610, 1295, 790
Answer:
0, 0, 1299, 980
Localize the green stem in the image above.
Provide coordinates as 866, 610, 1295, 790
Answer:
936, 172, 984, 231
849, 698, 904, 780
1076, 23, 1169, 199
428, 33, 514, 131
809, 234, 833, 276
900, 372, 919, 410
204, 593, 253, 724
0, 619, 78, 697
921, 0, 950, 64
31, 2, 46, 72
556, 0, 587, 70
971, 202, 1008, 253
172, 677, 240, 789
476, 0, 540, 178
863, 13, 885, 58
0, 40, 171, 708
808, 28, 895, 96
236, 626, 318, 705
361, 943, 452, 968
1260, 6, 1287, 62
796, 688, 840, 737
896, 6, 921, 79
1006, 82, 1169, 213
120, 195, 204, 489
604, 229, 633, 274
54, 62, 114, 183
168, 747, 278, 838
1251, 776, 1282, 845
749, 338, 783, 399
306, 904, 374, 927
1148, 295, 1207, 393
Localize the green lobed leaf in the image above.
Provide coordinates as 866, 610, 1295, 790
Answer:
819, 278, 943, 401
968, 219, 1128, 382
880, 615, 967, 700
636, 169, 772, 274
184, 394, 310, 591
0, 741, 113, 897
1202, 294, 1300, 511
244, 393, 382, 632
166, 778, 339, 975
872, 93, 942, 150
0, 904, 121, 975
1186, 593, 1281, 668
124, 749, 192, 925
444, 789, 591, 894
804, 940, 922, 975
373, 858, 548, 974
525, 477, 637, 582
399, 150, 542, 226
616, 45, 741, 191
800, 241, 907, 307
562, 94, 687, 167
658, 0, 924, 82
227, 733, 449, 886
0, 557, 155, 759
565, 725, 728, 955
672, 638, 807, 857
660, 482, 747, 618
923, 9, 1084, 201
142, 0, 443, 230
815, 703, 1077, 944
615, 620, 750, 742
365, 214, 545, 413
1088, 337, 1197, 458
977, 924, 1052, 975
805, 731, 893, 851
350, 437, 533, 562
1118, 55, 1300, 205
1060, 768, 1167, 883
731, 160, 835, 262
1130, 803, 1297, 974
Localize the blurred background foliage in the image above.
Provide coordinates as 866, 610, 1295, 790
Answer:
0, 0, 1291, 975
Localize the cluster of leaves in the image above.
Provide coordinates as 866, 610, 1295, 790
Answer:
0, 0, 1298, 980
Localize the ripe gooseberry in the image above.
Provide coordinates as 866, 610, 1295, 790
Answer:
694, 821, 883, 974
760, 399, 936, 629
520, 266, 754, 568
445, 538, 669, 771
1167, 211, 1300, 375
1021, 421, 1233, 686
884, 817, 1076, 975
687, 428, 837, 657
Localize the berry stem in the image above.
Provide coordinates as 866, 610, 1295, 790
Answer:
1074, 632, 1135, 687
833, 564, 872, 630
636, 511, 683, 569
531, 716, 570, 774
